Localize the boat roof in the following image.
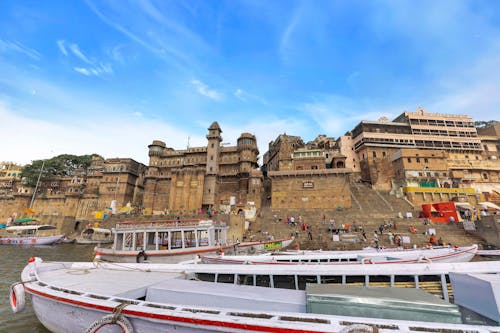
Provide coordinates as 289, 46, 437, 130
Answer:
114, 219, 222, 231
6, 224, 57, 232
82, 227, 112, 234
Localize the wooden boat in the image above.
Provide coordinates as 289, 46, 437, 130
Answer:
75, 226, 113, 244
11, 258, 500, 332
0, 225, 63, 245
95, 218, 294, 263
199, 244, 478, 265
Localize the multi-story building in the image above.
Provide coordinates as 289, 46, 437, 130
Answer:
143, 122, 261, 214
0, 162, 23, 197
351, 108, 483, 190
263, 134, 351, 210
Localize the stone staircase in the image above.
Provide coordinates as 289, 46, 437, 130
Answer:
251, 183, 486, 251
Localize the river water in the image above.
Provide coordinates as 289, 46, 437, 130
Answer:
0, 244, 95, 332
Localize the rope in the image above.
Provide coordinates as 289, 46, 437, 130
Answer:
112, 303, 129, 324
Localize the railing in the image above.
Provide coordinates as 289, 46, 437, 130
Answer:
115, 219, 220, 230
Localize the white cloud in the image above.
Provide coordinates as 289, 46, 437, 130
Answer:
0, 39, 41, 60
74, 67, 91, 76
234, 88, 269, 105
56, 40, 68, 56
0, 100, 205, 165
191, 80, 223, 101
69, 43, 93, 64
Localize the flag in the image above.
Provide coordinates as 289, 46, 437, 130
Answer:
24, 207, 36, 214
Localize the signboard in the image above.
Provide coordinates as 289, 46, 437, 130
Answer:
402, 236, 411, 244
230, 196, 236, 205
332, 234, 340, 242
303, 181, 314, 188
428, 228, 436, 235
264, 241, 283, 251
463, 221, 476, 231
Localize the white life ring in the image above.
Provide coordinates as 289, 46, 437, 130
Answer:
10, 283, 26, 313
85, 313, 133, 333
248, 246, 256, 255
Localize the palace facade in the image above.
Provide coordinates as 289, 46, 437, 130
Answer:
142, 122, 262, 214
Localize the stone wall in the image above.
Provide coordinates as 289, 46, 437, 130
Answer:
270, 172, 351, 209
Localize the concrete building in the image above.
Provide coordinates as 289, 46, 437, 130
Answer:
143, 122, 261, 215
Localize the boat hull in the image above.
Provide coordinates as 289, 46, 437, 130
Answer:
0, 234, 63, 245
20, 259, 500, 333
201, 245, 478, 265
95, 238, 294, 263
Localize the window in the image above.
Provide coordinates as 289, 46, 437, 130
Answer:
407, 158, 411, 163
211, 143, 214, 148
416, 158, 420, 163
424, 158, 428, 163
210, 155, 214, 161
373, 152, 377, 158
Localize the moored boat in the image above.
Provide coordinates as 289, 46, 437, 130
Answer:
95, 218, 294, 263
199, 244, 478, 265
11, 258, 500, 332
75, 226, 113, 244
0, 225, 64, 245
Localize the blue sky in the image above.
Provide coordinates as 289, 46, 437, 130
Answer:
1, 0, 499, 165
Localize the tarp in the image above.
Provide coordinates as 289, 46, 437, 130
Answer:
479, 202, 500, 210
454, 202, 474, 210
14, 217, 37, 223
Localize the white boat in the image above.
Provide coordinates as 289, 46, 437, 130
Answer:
0, 225, 64, 245
75, 226, 113, 244
11, 258, 500, 332
95, 218, 294, 263
199, 244, 478, 265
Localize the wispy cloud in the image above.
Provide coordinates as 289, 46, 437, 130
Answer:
74, 67, 90, 76
0, 39, 41, 60
56, 40, 68, 56
192, 80, 223, 101
234, 88, 268, 105
69, 43, 93, 64
58, 40, 113, 77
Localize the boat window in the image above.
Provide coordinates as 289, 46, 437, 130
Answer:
124, 233, 133, 250
394, 275, 415, 288
197, 230, 209, 246
145, 232, 156, 250
368, 275, 391, 287
255, 275, 270, 287
340, 258, 348, 262
319, 259, 328, 263
115, 234, 123, 250
171, 231, 182, 249
273, 275, 296, 289
135, 232, 144, 250
158, 232, 169, 249
320, 275, 342, 284
309, 259, 319, 263
297, 275, 318, 290
237, 274, 254, 286
195, 273, 215, 282
216, 274, 235, 284
345, 275, 365, 285
184, 230, 196, 248
418, 275, 444, 298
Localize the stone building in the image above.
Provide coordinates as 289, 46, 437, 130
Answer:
263, 134, 351, 210
0, 162, 22, 197
143, 122, 261, 215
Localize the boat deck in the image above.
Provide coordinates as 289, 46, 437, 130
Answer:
36, 263, 181, 298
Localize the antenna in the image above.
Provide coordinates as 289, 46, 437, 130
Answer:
187, 136, 190, 149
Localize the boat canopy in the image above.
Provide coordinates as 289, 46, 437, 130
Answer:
479, 202, 500, 210
82, 227, 112, 234
6, 225, 57, 232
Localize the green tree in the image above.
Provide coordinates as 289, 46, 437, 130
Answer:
21, 154, 101, 187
